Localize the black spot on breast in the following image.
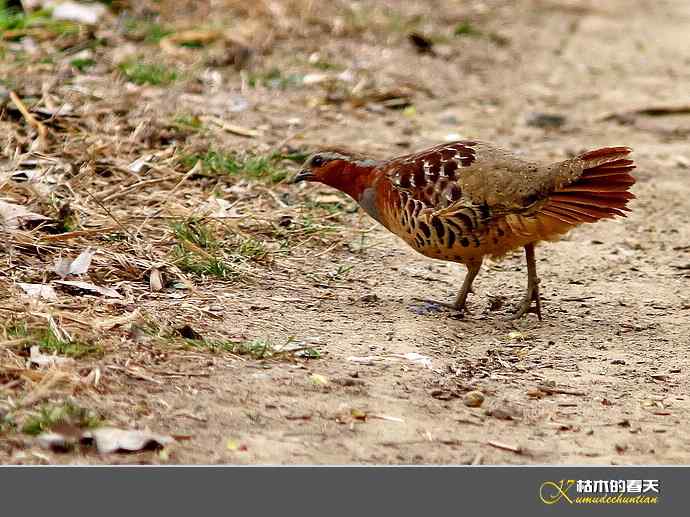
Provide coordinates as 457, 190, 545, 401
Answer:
447, 231, 456, 248
493, 237, 499, 244
460, 237, 470, 247
445, 218, 465, 234
453, 212, 475, 231
431, 217, 445, 239
479, 203, 491, 220
497, 228, 505, 237
419, 221, 431, 239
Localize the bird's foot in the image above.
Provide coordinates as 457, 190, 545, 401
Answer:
410, 298, 469, 316
511, 280, 542, 321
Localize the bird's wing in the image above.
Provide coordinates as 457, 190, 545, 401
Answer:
380, 140, 537, 237
379, 141, 635, 253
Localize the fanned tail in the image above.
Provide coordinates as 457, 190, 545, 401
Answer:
539, 146, 635, 226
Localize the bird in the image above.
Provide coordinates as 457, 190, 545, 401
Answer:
293, 140, 635, 319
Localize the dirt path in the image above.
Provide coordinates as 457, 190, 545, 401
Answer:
148, 0, 690, 465
2, 0, 689, 464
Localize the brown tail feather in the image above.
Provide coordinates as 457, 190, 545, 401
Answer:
541, 146, 636, 225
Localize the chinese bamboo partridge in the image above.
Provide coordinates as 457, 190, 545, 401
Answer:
294, 141, 635, 319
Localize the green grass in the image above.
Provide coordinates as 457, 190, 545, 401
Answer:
304, 198, 350, 215
70, 57, 96, 72
0, 3, 80, 39
118, 59, 178, 85
247, 68, 304, 89
171, 219, 217, 249
453, 21, 481, 37
309, 59, 343, 71
181, 150, 290, 184
171, 114, 203, 131
170, 220, 269, 280
0, 412, 15, 434
21, 402, 102, 436
452, 21, 508, 46
273, 214, 339, 241
5, 322, 101, 358
330, 264, 354, 280
188, 337, 320, 360
5, 321, 29, 338
234, 237, 268, 262
37, 328, 101, 358
122, 17, 173, 43
0, 4, 48, 31
172, 246, 239, 280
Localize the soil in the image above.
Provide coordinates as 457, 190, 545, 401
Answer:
1, 0, 689, 464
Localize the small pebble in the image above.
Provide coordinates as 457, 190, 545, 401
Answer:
463, 390, 485, 408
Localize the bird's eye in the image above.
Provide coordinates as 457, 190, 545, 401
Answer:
311, 155, 324, 167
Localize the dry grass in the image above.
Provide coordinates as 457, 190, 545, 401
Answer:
0, 0, 515, 463
0, 0, 386, 457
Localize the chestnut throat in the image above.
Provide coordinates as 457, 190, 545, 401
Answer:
320, 160, 382, 221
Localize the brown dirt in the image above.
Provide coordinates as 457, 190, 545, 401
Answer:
1, 0, 689, 464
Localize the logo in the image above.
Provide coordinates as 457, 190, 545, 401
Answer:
539, 479, 659, 505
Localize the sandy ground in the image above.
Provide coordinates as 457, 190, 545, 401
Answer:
1, 0, 689, 464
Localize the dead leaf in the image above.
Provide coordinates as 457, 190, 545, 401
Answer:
29, 345, 75, 367
127, 153, 155, 174
394, 352, 433, 369
203, 116, 260, 137
160, 29, 221, 54
0, 199, 48, 230
487, 440, 523, 454
54, 280, 122, 298
37, 432, 74, 452
314, 194, 346, 204
369, 414, 404, 423
54, 248, 95, 278
51, 1, 107, 25
85, 427, 175, 454
18, 282, 58, 301
68, 248, 94, 276
149, 268, 164, 292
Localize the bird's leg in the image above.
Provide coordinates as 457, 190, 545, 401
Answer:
512, 243, 542, 320
453, 261, 482, 313
411, 261, 482, 314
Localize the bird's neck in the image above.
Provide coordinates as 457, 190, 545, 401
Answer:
324, 161, 379, 203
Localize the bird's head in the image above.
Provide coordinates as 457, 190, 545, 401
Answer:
293, 150, 379, 199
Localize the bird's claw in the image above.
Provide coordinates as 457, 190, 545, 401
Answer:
510, 283, 542, 321
410, 298, 469, 316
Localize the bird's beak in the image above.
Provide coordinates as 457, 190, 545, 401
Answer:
292, 169, 315, 183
